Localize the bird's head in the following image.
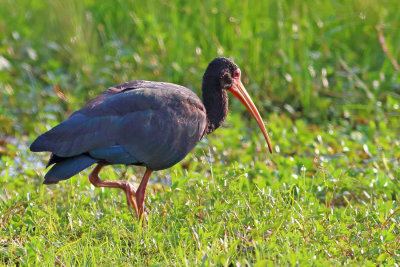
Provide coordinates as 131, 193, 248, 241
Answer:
203, 57, 238, 90
204, 57, 273, 154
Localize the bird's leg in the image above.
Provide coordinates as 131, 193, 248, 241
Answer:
88, 163, 139, 216
136, 168, 153, 218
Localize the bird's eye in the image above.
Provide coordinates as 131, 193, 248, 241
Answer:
233, 68, 241, 78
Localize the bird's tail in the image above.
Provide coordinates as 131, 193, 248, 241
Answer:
44, 155, 98, 184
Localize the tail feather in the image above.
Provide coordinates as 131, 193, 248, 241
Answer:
44, 155, 98, 184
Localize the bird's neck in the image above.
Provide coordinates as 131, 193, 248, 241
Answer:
202, 80, 228, 135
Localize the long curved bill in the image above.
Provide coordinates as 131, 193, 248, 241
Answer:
228, 80, 273, 154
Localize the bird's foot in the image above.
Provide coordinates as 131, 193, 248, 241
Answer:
124, 182, 147, 223
124, 182, 139, 217
89, 164, 152, 221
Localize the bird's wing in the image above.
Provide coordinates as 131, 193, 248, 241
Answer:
30, 81, 207, 169
88, 145, 140, 164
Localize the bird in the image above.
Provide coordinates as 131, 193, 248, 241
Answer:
30, 57, 273, 218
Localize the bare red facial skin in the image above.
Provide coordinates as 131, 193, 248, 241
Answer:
227, 68, 273, 154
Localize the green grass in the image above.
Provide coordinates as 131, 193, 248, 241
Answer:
1, 0, 400, 265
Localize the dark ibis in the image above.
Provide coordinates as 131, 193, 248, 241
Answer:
30, 57, 273, 218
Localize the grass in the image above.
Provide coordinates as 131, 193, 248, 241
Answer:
1, 0, 400, 265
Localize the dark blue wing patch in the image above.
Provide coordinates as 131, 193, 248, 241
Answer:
89, 145, 139, 165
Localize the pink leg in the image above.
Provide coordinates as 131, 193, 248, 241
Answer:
89, 163, 139, 216
135, 168, 153, 218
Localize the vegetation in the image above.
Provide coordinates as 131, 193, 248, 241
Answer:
1, 0, 399, 265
